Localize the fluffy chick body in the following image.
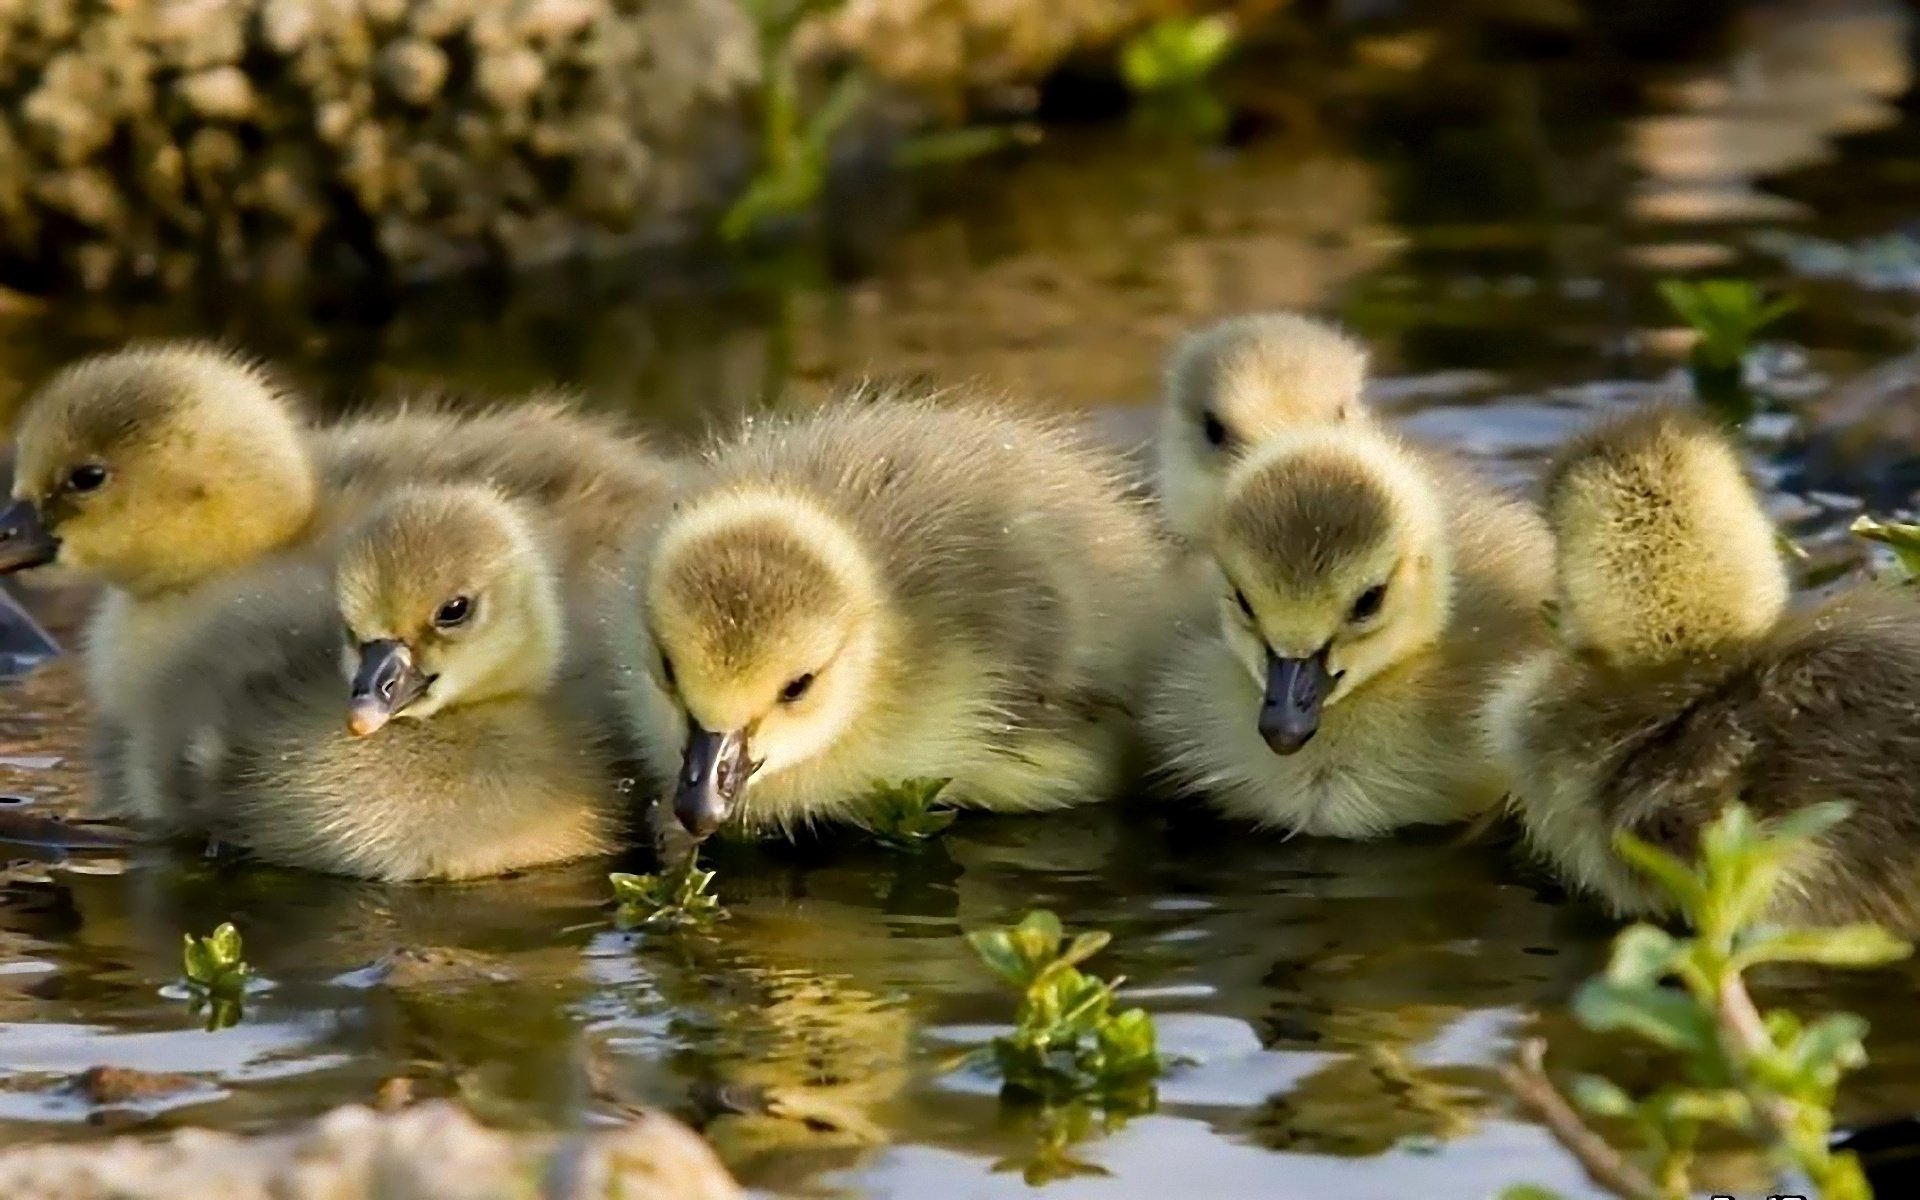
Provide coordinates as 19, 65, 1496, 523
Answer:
148, 486, 617, 881
1146, 423, 1552, 837
1487, 405, 1920, 927
610, 394, 1174, 836
1157, 312, 1371, 541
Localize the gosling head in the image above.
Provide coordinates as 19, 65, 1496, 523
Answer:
1546, 404, 1787, 669
335, 486, 563, 736
640, 492, 888, 838
1, 344, 315, 596
1209, 427, 1450, 754
1158, 312, 1370, 538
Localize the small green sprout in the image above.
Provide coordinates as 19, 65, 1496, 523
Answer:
1851, 514, 1920, 580
1120, 16, 1237, 94
610, 861, 726, 931
1507, 803, 1910, 1200
1658, 279, 1797, 424
864, 777, 957, 850
181, 922, 250, 1030
963, 910, 1163, 1106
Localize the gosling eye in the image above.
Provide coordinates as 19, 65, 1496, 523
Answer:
1201, 410, 1231, 450
658, 654, 677, 690
779, 672, 816, 704
1349, 584, 1387, 624
1233, 589, 1255, 620
65, 463, 108, 494
433, 595, 474, 629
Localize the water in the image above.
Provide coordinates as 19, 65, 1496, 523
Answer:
5, 2, 1920, 1196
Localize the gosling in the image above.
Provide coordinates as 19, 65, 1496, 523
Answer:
162, 485, 618, 881
1144, 421, 1553, 838
1157, 312, 1371, 541
608, 393, 1174, 839
1486, 405, 1920, 928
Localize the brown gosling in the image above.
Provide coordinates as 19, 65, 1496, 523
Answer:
1157, 312, 1371, 541
161, 485, 617, 881
607, 393, 1175, 839
1144, 420, 1553, 838
1486, 404, 1920, 928
0, 344, 673, 812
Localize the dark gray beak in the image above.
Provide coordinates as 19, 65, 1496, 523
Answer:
347, 639, 433, 736
0, 499, 58, 573
675, 723, 753, 838
1259, 647, 1335, 755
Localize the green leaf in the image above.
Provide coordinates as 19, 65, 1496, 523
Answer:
1650, 1087, 1752, 1127
182, 935, 214, 986
1606, 925, 1682, 988
1059, 931, 1113, 970
208, 923, 243, 967
1613, 831, 1706, 913
1764, 800, 1853, 846
1500, 1188, 1567, 1200
1785, 1013, 1870, 1085
803, 73, 868, 155
1852, 515, 1920, 579
1573, 980, 1717, 1053
969, 929, 1034, 988
1120, 16, 1237, 93
1732, 924, 1912, 972
1570, 1074, 1636, 1118
1011, 910, 1065, 969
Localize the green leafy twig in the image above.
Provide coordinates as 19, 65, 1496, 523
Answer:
1658, 279, 1797, 424
1506, 804, 1909, 1200
963, 910, 1163, 1107
863, 777, 957, 850
1851, 514, 1920, 580
610, 861, 726, 931
181, 922, 251, 1030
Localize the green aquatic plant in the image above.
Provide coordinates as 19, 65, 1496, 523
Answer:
864, 777, 957, 850
610, 861, 726, 931
964, 910, 1163, 1106
1506, 803, 1909, 1200
1658, 278, 1797, 424
1120, 15, 1237, 94
1120, 14, 1238, 142
993, 1099, 1125, 1185
723, 0, 1028, 242
1850, 514, 1920, 580
181, 922, 250, 1030
723, 0, 864, 243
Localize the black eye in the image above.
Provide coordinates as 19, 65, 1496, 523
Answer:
1350, 584, 1387, 623
1201, 410, 1230, 449
433, 595, 473, 628
66, 464, 108, 493
658, 654, 677, 689
779, 672, 816, 704
1234, 589, 1255, 619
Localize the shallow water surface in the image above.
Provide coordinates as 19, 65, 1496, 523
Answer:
6, 3, 1920, 1197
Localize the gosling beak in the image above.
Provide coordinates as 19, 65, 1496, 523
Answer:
347, 639, 434, 737
0, 499, 58, 573
675, 722, 754, 839
1259, 647, 1335, 755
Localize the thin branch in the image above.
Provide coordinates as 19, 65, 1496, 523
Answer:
1504, 1039, 1665, 1200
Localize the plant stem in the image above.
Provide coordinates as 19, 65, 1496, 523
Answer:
1505, 1040, 1666, 1200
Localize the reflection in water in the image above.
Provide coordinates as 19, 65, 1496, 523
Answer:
4, 2, 1920, 1197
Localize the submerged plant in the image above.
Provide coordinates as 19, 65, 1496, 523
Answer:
181, 922, 251, 1030
611, 861, 726, 931
1506, 803, 1909, 1200
1658, 279, 1797, 424
864, 777, 957, 850
1850, 514, 1920, 581
963, 910, 1163, 1107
